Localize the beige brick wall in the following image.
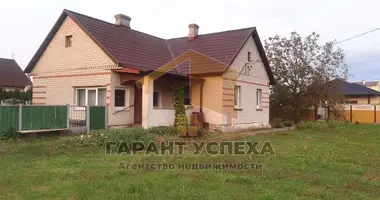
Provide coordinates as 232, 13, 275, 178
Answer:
30, 16, 134, 126
222, 36, 270, 129
109, 71, 134, 126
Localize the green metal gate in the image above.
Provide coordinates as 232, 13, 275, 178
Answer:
89, 106, 106, 130
0, 106, 19, 134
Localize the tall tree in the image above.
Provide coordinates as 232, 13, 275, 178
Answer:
265, 32, 347, 121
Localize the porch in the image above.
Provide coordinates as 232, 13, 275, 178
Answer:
117, 69, 205, 128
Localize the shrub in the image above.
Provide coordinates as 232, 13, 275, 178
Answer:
0, 127, 20, 140
148, 126, 177, 136
281, 120, 293, 127
296, 120, 345, 131
59, 127, 156, 149
270, 118, 284, 128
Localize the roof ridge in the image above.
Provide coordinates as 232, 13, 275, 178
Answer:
167, 27, 255, 40
64, 9, 117, 27
166, 26, 256, 40
64, 9, 166, 41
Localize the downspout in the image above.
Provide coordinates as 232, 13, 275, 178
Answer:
200, 81, 203, 113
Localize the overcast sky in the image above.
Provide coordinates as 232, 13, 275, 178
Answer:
0, 0, 379, 81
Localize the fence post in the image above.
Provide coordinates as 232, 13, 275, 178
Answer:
375, 105, 377, 124
86, 105, 90, 133
350, 105, 352, 123
66, 104, 70, 129
18, 104, 22, 131
327, 105, 330, 120
105, 105, 109, 130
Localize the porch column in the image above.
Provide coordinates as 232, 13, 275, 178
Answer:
142, 76, 154, 129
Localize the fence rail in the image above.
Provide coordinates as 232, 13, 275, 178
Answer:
0, 105, 107, 134
302, 104, 380, 124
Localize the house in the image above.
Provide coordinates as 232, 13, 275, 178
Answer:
0, 58, 31, 91
24, 9, 275, 131
354, 80, 380, 91
332, 79, 380, 104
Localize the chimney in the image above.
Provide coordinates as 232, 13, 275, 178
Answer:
115, 14, 131, 28
188, 23, 199, 40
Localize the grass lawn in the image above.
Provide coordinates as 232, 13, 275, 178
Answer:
0, 124, 380, 199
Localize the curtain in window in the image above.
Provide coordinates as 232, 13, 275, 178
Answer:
98, 89, 107, 106
77, 89, 86, 106
88, 90, 96, 106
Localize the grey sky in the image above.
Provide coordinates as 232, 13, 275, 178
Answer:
0, 0, 379, 81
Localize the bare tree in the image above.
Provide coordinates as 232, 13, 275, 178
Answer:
265, 32, 347, 122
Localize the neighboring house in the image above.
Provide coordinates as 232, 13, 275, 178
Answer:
24, 9, 275, 130
332, 79, 380, 104
0, 58, 31, 91
354, 80, 380, 91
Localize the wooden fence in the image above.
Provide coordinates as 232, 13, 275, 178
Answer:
0, 105, 107, 134
301, 104, 380, 124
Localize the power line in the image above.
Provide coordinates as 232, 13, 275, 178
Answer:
334, 27, 380, 44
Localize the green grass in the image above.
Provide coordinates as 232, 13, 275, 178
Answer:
1, 124, 380, 199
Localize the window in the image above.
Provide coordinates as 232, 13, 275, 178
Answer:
77, 89, 86, 106
234, 85, 241, 109
98, 89, 106, 106
115, 89, 126, 107
256, 89, 262, 108
184, 86, 191, 105
153, 91, 160, 108
65, 35, 72, 48
75, 88, 106, 106
248, 51, 252, 62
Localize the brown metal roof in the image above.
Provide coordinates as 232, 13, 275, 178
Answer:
25, 9, 275, 84
0, 58, 31, 88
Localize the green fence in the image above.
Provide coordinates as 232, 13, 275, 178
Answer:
0, 106, 19, 134
21, 106, 67, 131
89, 106, 106, 130
0, 105, 107, 133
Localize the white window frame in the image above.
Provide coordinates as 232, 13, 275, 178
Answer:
114, 87, 129, 111
75, 87, 107, 109
234, 85, 241, 109
153, 90, 162, 109
256, 89, 262, 109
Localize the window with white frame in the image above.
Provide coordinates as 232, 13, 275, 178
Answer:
75, 88, 106, 106
248, 51, 252, 62
256, 89, 262, 108
234, 85, 241, 109
115, 89, 126, 107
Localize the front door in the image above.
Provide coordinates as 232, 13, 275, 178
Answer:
134, 85, 142, 124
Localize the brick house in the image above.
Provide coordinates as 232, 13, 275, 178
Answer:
25, 9, 275, 131
0, 58, 31, 91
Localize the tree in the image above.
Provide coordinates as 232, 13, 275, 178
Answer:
265, 32, 347, 122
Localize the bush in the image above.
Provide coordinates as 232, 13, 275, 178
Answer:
270, 118, 284, 128
296, 120, 346, 131
148, 126, 177, 136
59, 127, 156, 149
0, 127, 20, 140
281, 120, 293, 127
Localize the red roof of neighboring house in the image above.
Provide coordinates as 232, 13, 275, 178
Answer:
25, 9, 275, 84
0, 58, 31, 88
